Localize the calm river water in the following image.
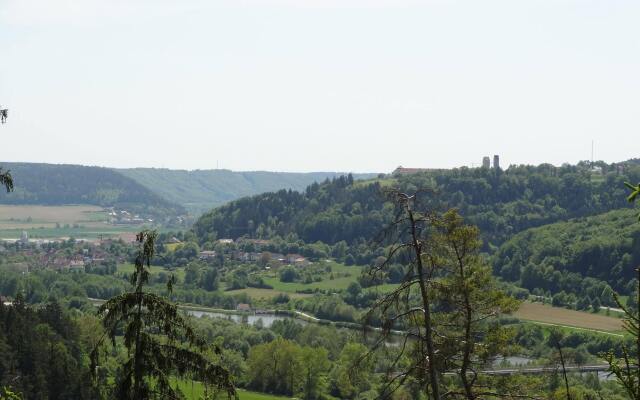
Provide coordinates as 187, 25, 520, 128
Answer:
186, 310, 305, 328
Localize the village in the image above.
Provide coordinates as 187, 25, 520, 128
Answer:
0, 230, 126, 274
0, 231, 312, 277
198, 237, 311, 268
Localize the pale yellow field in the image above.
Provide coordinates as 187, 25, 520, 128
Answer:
0, 204, 108, 228
514, 302, 623, 333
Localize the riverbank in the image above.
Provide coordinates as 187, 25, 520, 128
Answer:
88, 297, 403, 335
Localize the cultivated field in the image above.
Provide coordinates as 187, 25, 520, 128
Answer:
0, 204, 108, 227
0, 204, 144, 239
514, 302, 624, 333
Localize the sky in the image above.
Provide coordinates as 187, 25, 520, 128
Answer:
0, 0, 638, 173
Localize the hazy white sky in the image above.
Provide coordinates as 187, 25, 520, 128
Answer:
1, 0, 638, 172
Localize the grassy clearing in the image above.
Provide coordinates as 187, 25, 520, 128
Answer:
262, 275, 356, 292
230, 263, 401, 301
225, 287, 311, 300
352, 177, 397, 189
117, 263, 186, 281
172, 379, 292, 400
260, 263, 364, 293
236, 391, 294, 400
514, 302, 624, 333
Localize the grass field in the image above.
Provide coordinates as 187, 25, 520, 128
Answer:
352, 177, 398, 188
117, 263, 186, 281
173, 379, 292, 400
225, 287, 311, 300
260, 263, 364, 293
0, 204, 147, 239
224, 263, 400, 302
235, 391, 293, 400
514, 302, 624, 333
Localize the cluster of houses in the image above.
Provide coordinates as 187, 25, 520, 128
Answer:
199, 249, 310, 267
108, 209, 152, 225
34, 247, 113, 273
237, 251, 309, 266
197, 237, 310, 268
2, 240, 117, 274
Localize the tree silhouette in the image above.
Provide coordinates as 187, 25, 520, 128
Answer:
0, 105, 13, 192
91, 230, 236, 399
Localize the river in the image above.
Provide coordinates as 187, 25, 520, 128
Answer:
186, 309, 305, 328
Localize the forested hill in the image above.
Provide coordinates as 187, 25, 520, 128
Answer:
118, 168, 376, 214
193, 161, 640, 249
493, 208, 640, 295
0, 162, 184, 218
0, 162, 377, 218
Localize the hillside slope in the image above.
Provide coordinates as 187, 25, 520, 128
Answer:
119, 168, 376, 214
193, 161, 639, 249
493, 208, 640, 293
0, 162, 184, 218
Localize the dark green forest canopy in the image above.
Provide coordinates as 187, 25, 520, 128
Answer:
494, 208, 640, 293
193, 161, 640, 249
0, 298, 97, 399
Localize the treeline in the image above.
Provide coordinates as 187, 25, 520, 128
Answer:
194, 161, 640, 251
0, 162, 184, 218
0, 264, 257, 312
0, 268, 126, 306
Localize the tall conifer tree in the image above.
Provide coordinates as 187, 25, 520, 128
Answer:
91, 231, 236, 399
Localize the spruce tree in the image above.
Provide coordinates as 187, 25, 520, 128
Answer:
91, 230, 236, 399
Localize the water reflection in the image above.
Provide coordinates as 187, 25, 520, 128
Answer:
186, 310, 306, 328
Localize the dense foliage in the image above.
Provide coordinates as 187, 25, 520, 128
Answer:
0, 297, 97, 399
3, 161, 640, 398
494, 208, 640, 295
194, 161, 639, 250
92, 231, 235, 399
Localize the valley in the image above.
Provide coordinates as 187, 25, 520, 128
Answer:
4, 2, 638, 398
1, 160, 640, 399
